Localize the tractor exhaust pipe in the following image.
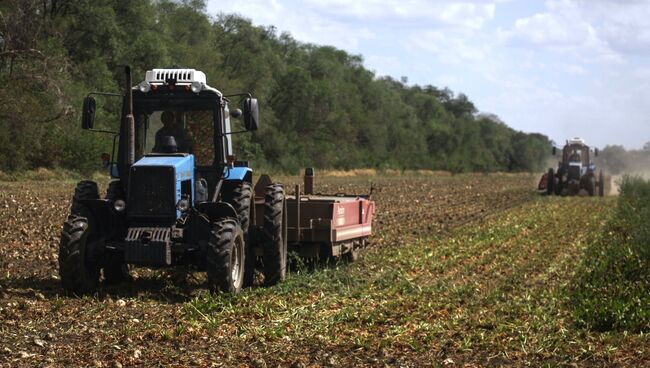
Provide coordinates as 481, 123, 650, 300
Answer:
125, 66, 135, 166
304, 167, 314, 195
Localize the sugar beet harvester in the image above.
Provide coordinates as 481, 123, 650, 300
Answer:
59, 67, 375, 295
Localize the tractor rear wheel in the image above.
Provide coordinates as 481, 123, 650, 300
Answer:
262, 184, 288, 286
206, 218, 245, 293
59, 214, 101, 295
547, 169, 555, 195
599, 171, 605, 197
587, 176, 596, 196
71, 180, 99, 214
222, 182, 255, 287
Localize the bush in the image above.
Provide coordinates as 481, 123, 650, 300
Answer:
571, 176, 650, 331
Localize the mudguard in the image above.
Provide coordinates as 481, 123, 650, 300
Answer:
196, 201, 238, 224
77, 199, 123, 239
224, 167, 252, 183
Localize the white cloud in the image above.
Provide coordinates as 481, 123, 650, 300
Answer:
300, 0, 496, 29
208, 0, 375, 50
407, 30, 490, 65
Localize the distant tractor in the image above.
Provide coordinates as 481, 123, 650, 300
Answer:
539, 138, 605, 197
59, 67, 374, 295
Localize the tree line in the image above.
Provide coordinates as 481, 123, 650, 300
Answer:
0, 0, 551, 174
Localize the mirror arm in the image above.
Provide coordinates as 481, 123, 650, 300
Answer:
223, 92, 252, 99
84, 91, 122, 134
87, 92, 122, 98
217, 130, 249, 137
87, 129, 120, 135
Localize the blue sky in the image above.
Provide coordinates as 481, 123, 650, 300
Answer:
207, 0, 650, 149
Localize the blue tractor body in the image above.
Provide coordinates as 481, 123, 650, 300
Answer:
544, 137, 605, 197
132, 154, 195, 220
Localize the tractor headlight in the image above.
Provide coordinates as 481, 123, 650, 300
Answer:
114, 199, 126, 212
190, 81, 203, 93
176, 198, 190, 212
138, 81, 151, 93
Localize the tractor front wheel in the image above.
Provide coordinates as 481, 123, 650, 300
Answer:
103, 251, 131, 284
546, 169, 555, 195
59, 214, 101, 295
262, 184, 288, 286
206, 218, 245, 293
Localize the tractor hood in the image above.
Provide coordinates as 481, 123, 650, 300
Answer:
133, 154, 194, 181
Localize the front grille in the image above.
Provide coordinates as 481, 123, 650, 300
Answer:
568, 165, 581, 181
128, 166, 175, 219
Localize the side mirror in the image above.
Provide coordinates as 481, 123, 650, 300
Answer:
81, 96, 96, 130
230, 108, 242, 119
242, 98, 259, 131
552, 147, 557, 155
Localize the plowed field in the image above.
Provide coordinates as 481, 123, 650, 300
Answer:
1, 174, 646, 367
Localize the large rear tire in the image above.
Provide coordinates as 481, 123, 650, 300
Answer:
206, 218, 245, 293
587, 176, 596, 196
59, 214, 101, 295
222, 182, 255, 287
262, 184, 288, 286
71, 180, 99, 214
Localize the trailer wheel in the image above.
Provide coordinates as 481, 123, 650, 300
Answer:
58, 213, 101, 295
598, 171, 605, 197
546, 169, 555, 195
262, 184, 287, 286
206, 218, 245, 293
222, 182, 255, 287
71, 180, 99, 214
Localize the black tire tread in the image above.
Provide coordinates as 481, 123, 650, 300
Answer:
547, 168, 555, 196
222, 182, 255, 286
206, 218, 243, 293
71, 180, 99, 215
58, 215, 100, 295
262, 184, 287, 286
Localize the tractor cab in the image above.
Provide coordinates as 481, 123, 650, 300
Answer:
559, 138, 596, 181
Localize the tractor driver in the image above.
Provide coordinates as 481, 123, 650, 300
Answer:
153, 111, 191, 153
569, 149, 581, 163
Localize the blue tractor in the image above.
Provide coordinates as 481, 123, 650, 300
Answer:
59, 67, 287, 294
543, 137, 606, 197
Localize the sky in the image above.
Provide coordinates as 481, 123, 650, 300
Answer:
206, 0, 650, 149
